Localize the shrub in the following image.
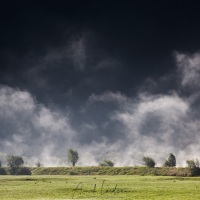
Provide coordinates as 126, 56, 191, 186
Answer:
67, 171, 78, 175
186, 159, 200, 176
142, 156, 156, 168
0, 167, 7, 175
16, 167, 32, 175
99, 160, 114, 167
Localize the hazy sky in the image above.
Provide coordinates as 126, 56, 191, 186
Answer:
1, 0, 200, 166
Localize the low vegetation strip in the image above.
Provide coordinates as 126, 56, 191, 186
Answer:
30, 166, 192, 176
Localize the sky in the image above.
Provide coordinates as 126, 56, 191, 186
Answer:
1, 0, 200, 167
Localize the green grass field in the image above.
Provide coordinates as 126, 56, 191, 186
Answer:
1, 175, 200, 199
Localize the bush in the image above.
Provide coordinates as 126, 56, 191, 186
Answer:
0, 167, 7, 175
16, 167, 32, 175
67, 171, 78, 175
186, 159, 200, 176
142, 156, 156, 168
99, 160, 114, 167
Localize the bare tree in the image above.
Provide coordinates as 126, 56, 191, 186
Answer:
35, 161, 43, 167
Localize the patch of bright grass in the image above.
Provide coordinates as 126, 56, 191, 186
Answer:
1, 175, 200, 199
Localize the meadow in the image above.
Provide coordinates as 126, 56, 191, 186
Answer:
1, 175, 200, 200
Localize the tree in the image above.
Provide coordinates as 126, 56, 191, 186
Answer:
186, 159, 199, 168
67, 149, 79, 167
163, 153, 176, 167
6, 155, 24, 175
142, 156, 156, 168
99, 159, 114, 167
186, 159, 200, 176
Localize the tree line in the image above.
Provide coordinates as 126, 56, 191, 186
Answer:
142, 153, 176, 168
0, 150, 200, 175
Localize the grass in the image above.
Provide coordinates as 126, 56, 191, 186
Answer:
31, 166, 192, 176
1, 175, 200, 199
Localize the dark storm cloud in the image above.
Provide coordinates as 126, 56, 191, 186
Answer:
1, 51, 200, 167
1, 1, 200, 166
1, 0, 200, 96
1, 52, 200, 166
85, 52, 200, 166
